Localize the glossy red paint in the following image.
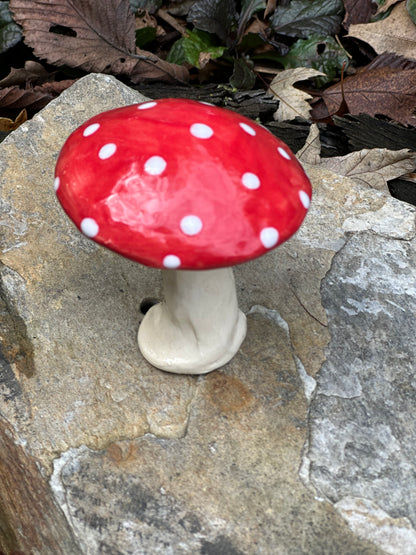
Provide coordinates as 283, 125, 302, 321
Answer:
55, 98, 311, 270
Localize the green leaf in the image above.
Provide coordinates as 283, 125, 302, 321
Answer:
0, 1, 22, 54
229, 57, 256, 89
187, 0, 238, 44
271, 0, 344, 39
167, 39, 187, 66
135, 26, 157, 48
407, 0, 416, 24
168, 29, 225, 69
239, 31, 267, 51
277, 34, 348, 86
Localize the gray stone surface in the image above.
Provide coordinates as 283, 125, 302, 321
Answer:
307, 231, 416, 529
0, 73, 415, 553
49, 314, 381, 555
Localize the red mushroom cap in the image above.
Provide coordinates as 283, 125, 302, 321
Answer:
54, 99, 311, 270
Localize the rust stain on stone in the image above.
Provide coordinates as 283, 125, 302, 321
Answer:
106, 442, 139, 466
205, 372, 255, 414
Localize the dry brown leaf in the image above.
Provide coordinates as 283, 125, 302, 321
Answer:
311, 61, 416, 126
9, 0, 188, 84
348, 2, 416, 60
157, 8, 187, 35
343, 0, 376, 30
268, 68, 325, 122
37, 79, 76, 96
0, 61, 51, 88
296, 124, 321, 165
264, 0, 277, 18
320, 149, 416, 191
135, 11, 157, 31
297, 125, 416, 192
0, 109, 27, 131
0, 86, 54, 111
376, 0, 402, 14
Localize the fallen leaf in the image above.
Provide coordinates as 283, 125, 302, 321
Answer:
268, 67, 325, 121
342, 0, 376, 30
157, 8, 186, 35
264, 0, 277, 18
0, 85, 54, 111
321, 148, 416, 191
296, 123, 321, 164
0, 108, 27, 131
0, 0, 22, 53
0, 61, 52, 87
348, 1, 416, 59
376, 0, 402, 14
9, 0, 188, 83
311, 56, 416, 126
36, 79, 76, 95
408, 0, 416, 23
276, 34, 349, 86
400, 171, 416, 181
297, 124, 416, 192
270, 0, 344, 38
238, 0, 267, 42
187, 0, 238, 44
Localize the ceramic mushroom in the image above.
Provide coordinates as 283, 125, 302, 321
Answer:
54, 99, 311, 374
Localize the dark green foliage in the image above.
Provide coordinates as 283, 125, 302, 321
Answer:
167, 29, 225, 69
0, 1, 22, 54
135, 26, 157, 48
230, 58, 256, 89
187, 0, 238, 45
271, 0, 344, 38
277, 34, 349, 85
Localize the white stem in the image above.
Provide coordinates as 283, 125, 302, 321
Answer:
138, 268, 247, 374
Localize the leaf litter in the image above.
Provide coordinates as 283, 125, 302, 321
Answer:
0, 0, 415, 204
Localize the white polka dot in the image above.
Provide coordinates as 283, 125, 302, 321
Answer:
239, 122, 256, 136
163, 255, 181, 269
242, 172, 260, 190
83, 123, 100, 137
190, 123, 214, 139
138, 101, 157, 110
99, 143, 117, 160
144, 156, 167, 175
260, 227, 279, 249
278, 146, 291, 160
80, 218, 99, 238
53, 177, 60, 191
299, 190, 311, 209
180, 215, 203, 236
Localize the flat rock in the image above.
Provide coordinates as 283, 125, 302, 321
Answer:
307, 231, 416, 538
0, 73, 415, 554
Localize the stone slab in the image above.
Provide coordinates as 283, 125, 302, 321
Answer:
1, 73, 415, 553
49, 313, 381, 554
306, 231, 416, 547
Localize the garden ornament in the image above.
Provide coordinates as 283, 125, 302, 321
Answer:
54, 99, 311, 374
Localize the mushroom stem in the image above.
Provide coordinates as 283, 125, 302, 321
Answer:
138, 268, 247, 374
